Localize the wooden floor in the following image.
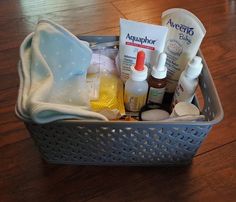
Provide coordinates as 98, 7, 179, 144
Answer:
0, 0, 236, 201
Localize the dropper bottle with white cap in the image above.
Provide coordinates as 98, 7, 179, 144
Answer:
172, 56, 203, 107
147, 52, 167, 104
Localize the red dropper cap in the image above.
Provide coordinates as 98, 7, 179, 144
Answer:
134, 51, 145, 71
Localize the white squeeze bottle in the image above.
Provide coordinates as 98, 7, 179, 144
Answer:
172, 56, 203, 107
124, 51, 148, 112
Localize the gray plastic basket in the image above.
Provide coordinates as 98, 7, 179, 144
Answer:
23, 36, 223, 166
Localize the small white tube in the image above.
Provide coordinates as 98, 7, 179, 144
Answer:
172, 56, 203, 106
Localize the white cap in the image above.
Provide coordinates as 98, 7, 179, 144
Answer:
170, 102, 200, 117
130, 64, 148, 81
151, 52, 167, 79
185, 56, 203, 79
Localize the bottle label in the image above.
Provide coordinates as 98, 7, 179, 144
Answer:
124, 92, 147, 112
147, 87, 165, 104
172, 83, 194, 108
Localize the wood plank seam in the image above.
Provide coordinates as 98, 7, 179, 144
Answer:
194, 139, 236, 158
111, 2, 128, 19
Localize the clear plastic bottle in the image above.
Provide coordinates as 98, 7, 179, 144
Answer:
172, 56, 203, 107
124, 51, 148, 112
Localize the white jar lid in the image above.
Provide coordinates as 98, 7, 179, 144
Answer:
141, 109, 170, 121
171, 102, 200, 117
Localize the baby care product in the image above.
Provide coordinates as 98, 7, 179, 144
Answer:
147, 52, 167, 104
124, 51, 148, 112
161, 8, 206, 98
141, 109, 170, 121
120, 18, 168, 82
170, 102, 200, 118
172, 56, 203, 106
90, 73, 125, 120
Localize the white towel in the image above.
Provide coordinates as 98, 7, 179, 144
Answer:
16, 20, 108, 123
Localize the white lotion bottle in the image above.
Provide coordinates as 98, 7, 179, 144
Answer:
172, 56, 203, 106
124, 51, 148, 112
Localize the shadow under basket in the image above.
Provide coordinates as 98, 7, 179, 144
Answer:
23, 36, 224, 166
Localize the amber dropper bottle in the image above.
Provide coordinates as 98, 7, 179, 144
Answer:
147, 52, 167, 105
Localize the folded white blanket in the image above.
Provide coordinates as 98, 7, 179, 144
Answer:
16, 20, 107, 123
